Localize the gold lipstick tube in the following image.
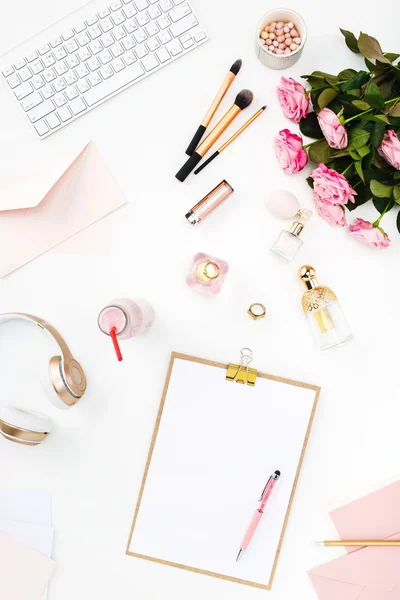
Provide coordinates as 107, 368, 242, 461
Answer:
186, 180, 234, 225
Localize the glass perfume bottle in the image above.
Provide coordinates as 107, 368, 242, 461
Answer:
186, 252, 229, 295
271, 208, 312, 262
299, 266, 352, 350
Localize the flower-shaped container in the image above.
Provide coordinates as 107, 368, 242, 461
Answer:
255, 8, 307, 70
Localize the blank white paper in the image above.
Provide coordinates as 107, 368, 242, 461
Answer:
128, 358, 317, 588
0, 491, 52, 526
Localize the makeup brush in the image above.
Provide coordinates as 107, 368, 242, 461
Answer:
185, 59, 242, 156
194, 105, 267, 175
176, 89, 253, 182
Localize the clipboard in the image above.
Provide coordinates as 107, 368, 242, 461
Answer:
126, 351, 320, 590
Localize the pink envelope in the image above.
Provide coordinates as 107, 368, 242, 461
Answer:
309, 481, 400, 599
0, 141, 127, 277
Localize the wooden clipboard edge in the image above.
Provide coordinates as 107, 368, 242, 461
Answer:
126, 351, 321, 591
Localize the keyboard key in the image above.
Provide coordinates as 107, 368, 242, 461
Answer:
50, 37, 63, 47
28, 100, 55, 122
38, 44, 51, 55
88, 56, 101, 70
69, 97, 87, 114
74, 21, 87, 33
77, 79, 90, 93
123, 3, 137, 18
76, 63, 90, 77
110, 0, 122, 9
114, 25, 126, 40
194, 31, 206, 42
26, 51, 38, 62
77, 32, 90, 46
135, 0, 148, 9
78, 47, 91, 61
66, 54, 80, 68
170, 42, 182, 55
2, 65, 14, 77
53, 77, 66, 92
86, 15, 99, 25
135, 44, 148, 58
65, 39, 79, 53
47, 112, 60, 128
31, 59, 44, 74
42, 85, 55, 99
148, 4, 160, 18
156, 46, 170, 62
62, 29, 74, 40
124, 19, 138, 33
170, 14, 197, 37
134, 29, 147, 43
14, 58, 26, 69
145, 21, 159, 36
112, 10, 125, 25
66, 85, 79, 100
58, 105, 72, 121
99, 49, 113, 63
101, 33, 115, 47
54, 46, 67, 60
159, 0, 173, 11
14, 81, 33, 100
32, 74, 45, 89
169, 2, 191, 22
6, 73, 20, 88
19, 66, 33, 81
42, 53, 56, 67
88, 71, 102, 86
84, 61, 144, 106
158, 30, 171, 44
43, 68, 57, 82
136, 12, 149, 26
65, 71, 78, 84
181, 36, 194, 49
111, 42, 124, 57
147, 37, 159, 51
34, 120, 49, 136
89, 24, 102, 38
89, 39, 103, 54
100, 64, 114, 79
112, 57, 125, 72
55, 61, 68, 75
141, 53, 158, 71
100, 17, 114, 32
157, 15, 170, 29
124, 49, 136, 64
98, 7, 110, 18
21, 91, 43, 111
54, 92, 67, 106
122, 36, 135, 50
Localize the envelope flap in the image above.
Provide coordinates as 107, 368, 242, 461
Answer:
0, 143, 91, 211
309, 574, 363, 600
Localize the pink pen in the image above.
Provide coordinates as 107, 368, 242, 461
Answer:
236, 470, 281, 561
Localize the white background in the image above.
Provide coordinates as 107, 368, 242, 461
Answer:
0, 0, 400, 599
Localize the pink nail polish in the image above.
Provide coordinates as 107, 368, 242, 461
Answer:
186, 253, 229, 295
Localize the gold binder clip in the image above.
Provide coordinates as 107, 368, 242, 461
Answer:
226, 348, 257, 387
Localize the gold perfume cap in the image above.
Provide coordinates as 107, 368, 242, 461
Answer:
290, 208, 312, 237
299, 265, 318, 289
299, 265, 337, 312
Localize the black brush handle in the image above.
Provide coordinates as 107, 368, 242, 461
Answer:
194, 151, 219, 175
175, 152, 202, 182
186, 125, 206, 156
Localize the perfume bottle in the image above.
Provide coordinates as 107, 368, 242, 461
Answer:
186, 252, 229, 295
271, 208, 312, 262
299, 266, 352, 350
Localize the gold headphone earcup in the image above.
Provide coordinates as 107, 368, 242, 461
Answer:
0, 407, 52, 446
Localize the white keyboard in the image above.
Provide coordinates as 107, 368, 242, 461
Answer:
0, 0, 207, 138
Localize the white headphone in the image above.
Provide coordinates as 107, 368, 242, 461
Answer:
0, 313, 87, 446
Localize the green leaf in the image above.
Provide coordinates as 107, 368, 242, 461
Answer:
348, 128, 370, 150
358, 33, 392, 64
371, 121, 386, 148
379, 81, 392, 100
338, 68, 358, 80
373, 197, 394, 213
346, 88, 361, 97
385, 53, 400, 62
352, 100, 370, 110
370, 179, 393, 198
355, 160, 365, 182
365, 58, 375, 71
360, 114, 390, 124
393, 184, 400, 203
346, 181, 372, 210
332, 150, 350, 158
349, 149, 361, 160
394, 171, 400, 180
301, 75, 327, 89
389, 101, 400, 117
309, 140, 333, 164
341, 71, 370, 92
357, 145, 371, 158
397, 211, 400, 234
299, 112, 323, 139
340, 28, 360, 53
306, 176, 314, 189
364, 82, 385, 110
318, 88, 339, 109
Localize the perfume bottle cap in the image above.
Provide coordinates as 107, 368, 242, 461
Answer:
290, 208, 312, 237
299, 265, 316, 283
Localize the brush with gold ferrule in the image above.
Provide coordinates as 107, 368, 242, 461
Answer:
176, 89, 253, 182
194, 105, 266, 175
185, 59, 242, 156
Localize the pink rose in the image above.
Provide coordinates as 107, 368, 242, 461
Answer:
317, 108, 348, 149
275, 129, 308, 174
311, 163, 357, 205
277, 77, 310, 123
349, 218, 391, 248
378, 129, 400, 170
313, 194, 347, 226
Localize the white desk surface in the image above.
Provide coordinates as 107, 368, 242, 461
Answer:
0, 0, 399, 599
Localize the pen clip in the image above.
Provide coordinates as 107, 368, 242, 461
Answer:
259, 475, 273, 501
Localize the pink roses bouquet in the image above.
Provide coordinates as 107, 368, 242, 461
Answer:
275, 29, 400, 248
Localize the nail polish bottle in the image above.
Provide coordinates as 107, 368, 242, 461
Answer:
186, 252, 229, 295
299, 266, 352, 350
271, 208, 312, 262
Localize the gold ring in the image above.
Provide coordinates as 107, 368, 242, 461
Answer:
203, 261, 220, 281
248, 303, 266, 320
